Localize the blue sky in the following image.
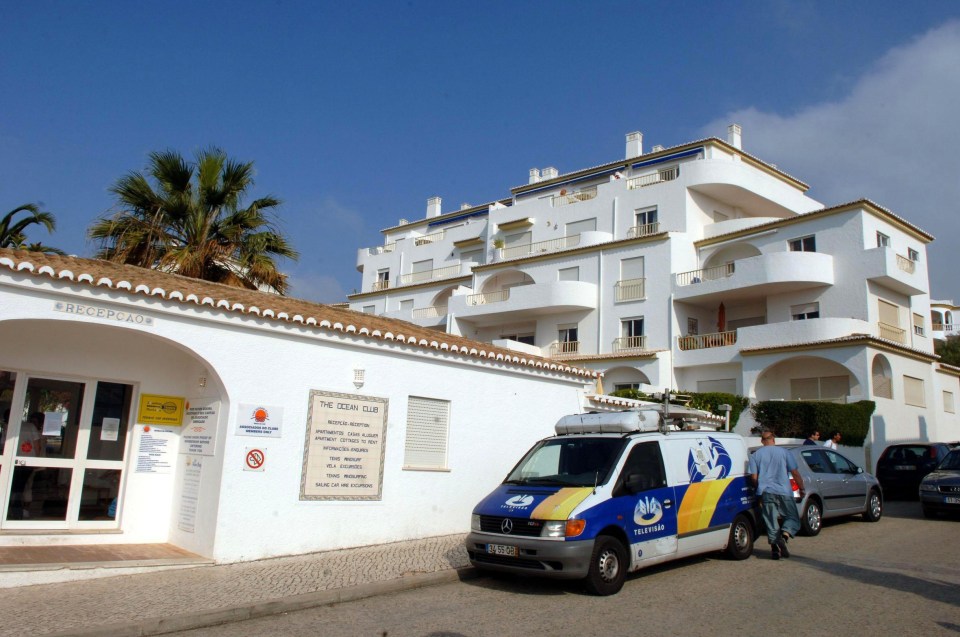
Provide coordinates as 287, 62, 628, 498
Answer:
3, 2, 960, 303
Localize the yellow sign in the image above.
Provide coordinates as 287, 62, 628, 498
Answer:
137, 394, 186, 426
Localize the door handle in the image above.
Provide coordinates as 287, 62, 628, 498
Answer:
14, 459, 27, 466
662, 499, 673, 508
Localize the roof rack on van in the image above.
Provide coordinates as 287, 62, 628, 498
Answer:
555, 404, 723, 435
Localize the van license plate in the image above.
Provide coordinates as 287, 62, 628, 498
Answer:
487, 544, 518, 557
894, 465, 915, 470
946, 497, 960, 504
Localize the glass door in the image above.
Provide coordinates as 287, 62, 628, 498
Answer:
1, 373, 133, 530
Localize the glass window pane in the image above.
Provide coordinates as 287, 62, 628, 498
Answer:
19, 379, 85, 459
0, 370, 16, 455
86, 382, 133, 461
7, 466, 72, 521
78, 469, 122, 521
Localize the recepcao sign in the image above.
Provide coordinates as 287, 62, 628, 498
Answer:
137, 394, 185, 426
300, 390, 388, 501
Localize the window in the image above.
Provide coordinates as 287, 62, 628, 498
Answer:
824, 450, 857, 474
403, 396, 451, 470
375, 269, 390, 290
800, 449, 832, 474
505, 231, 532, 247
566, 218, 597, 236
558, 324, 578, 343
903, 376, 925, 407
876, 232, 890, 248
460, 248, 483, 264
617, 442, 667, 493
945, 390, 955, 414
872, 355, 893, 399
500, 333, 535, 345
362, 305, 376, 314
634, 207, 658, 227
791, 302, 820, 321
614, 383, 640, 391
399, 299, 414, 312
687, 318, 699, 335
908, 248, 920, 262
697, 379, 737, 393
913, 313, 925, 337
558, 267, 579, 282
410, 259, 433, 283
621, 317, 644, 338
620, 256, 644, 280
788, 235, 816, 252
790, 376, 850, 401
878, 299, 900, 327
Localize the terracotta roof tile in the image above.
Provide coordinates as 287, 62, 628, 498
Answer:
0, 248, 596, 379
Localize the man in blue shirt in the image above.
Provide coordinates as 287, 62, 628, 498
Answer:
749, 431, 806, 560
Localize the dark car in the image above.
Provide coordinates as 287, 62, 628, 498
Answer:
750, 445, 882, 536
919, 449, 960, 518
875, 442, 960, 498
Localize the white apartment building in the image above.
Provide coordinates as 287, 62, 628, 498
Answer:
350, 125, 960, 469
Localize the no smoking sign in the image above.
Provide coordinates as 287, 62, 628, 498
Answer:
244, 447, 266, 472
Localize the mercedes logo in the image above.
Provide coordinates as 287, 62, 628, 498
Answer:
500, 519, 513, 534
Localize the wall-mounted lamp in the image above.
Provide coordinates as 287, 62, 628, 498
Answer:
198, 376, 207, 389
353, 369, 365, 389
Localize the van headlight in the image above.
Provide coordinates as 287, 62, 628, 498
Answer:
471, 514, 481, 531
541, 519, 586, 538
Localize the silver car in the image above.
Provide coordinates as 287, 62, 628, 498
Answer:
752, 445, 884, 535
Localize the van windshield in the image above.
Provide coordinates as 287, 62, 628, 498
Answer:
504, 437, 626, 487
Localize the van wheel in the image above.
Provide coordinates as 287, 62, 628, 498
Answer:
800, 499, 822, 536
725, 514, 754, 560
862, 489, 882, 522
584, 535, 627, 596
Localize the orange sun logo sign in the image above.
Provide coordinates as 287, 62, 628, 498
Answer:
252, 407, 269, 423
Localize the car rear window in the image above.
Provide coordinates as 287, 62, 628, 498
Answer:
881, 446, 930, 463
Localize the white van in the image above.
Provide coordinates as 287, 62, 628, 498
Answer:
465, 408, 757, 595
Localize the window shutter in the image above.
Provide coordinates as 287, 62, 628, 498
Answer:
903, 376, 925, 407
404, 397, 450, 469
878, 300, 900, 326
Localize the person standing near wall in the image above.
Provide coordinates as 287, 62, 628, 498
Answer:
823, 431, 841, 450
803, 430, 821, 446
749, 430, 805, 560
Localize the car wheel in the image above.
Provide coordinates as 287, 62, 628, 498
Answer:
725, 514, 754, 560
584, 535, 627, 596
922, 505, 937, 519
863, 489, 882, 522
800, 499, 822, 536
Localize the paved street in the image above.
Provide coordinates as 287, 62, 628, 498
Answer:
171, 500, 960, 637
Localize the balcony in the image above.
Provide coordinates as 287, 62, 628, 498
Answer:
548, 341, 580, 358
673, 252, 834, 302
614, 277, 646, 302
398, 263, 467, 286
448, 280, 597, 325
678, 331, 737, 351
613, 335, 648, 353
372, 280, 390, 292
933, 323, 960, 338
626, 166, 679, 189
863, 247, 926, 296
413, 231, 444, 247
877, 321, 906, 345
626, 222, 661, 239
501, 235, 581, 260
412, 305, 448, 320
550, 186, 597, 207
381, 304, 448, 328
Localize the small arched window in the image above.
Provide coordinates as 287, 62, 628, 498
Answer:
872, 354, 893, 399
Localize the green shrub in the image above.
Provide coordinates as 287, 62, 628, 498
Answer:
750, 400, 875, 446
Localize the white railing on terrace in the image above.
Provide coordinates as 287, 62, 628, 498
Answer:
878, 322, 906, 344
675, 263, 736, 287
627, 166, 679, 189
551, 186, 597, 207
614, 277, 646, 302
678, 331, 737, 351
372, 280, 390, 291
549, 341, 581, 357
367, 243, 396, 255
502, 235, 581, 260
467, 289, 510, 306
613, 335, 647, 353
411, 305, 448, 319
896, 254, 916, 274
399, 263, 463, 285
627, 222, 661, 239
414, 230, 444, 246
932, 323, 960, 333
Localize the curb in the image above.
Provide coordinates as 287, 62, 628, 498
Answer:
50, 566, 479, 637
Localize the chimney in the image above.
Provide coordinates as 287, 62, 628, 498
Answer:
652, 144, 664, 152
426, 196, 442, 218
626, 131, 643, 158
727, 124, 742, 150
529, 168, 541, 184
542, 166, 558, 180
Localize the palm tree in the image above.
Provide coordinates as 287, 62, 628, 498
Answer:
89, 148, 299, 294
1, 203, 64, 254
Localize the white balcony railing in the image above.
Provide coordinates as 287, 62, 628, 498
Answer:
466, 289, 510, 306
878, 321, 906, 344
678, 331, 737, 351
372, 280, 391, 291
614, 277, 646, 302
549, 341, 581, 357
551, 186, 597, 207
399, 263, 463, 286
675, 263, 736, 287
365, 243, 396, 256
627, 222, 661, 239
502, 235, 581, 260
613, 335, 647, 353
414, 231, 444, 246
411, 305, 448, 319
627, 166, 679, 189
896, 254, 916, 274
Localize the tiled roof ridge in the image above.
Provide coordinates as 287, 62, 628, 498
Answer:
740, 333, 936, 359
0, 248, 597, 379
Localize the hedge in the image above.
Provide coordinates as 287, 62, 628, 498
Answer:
749, 400, 875, 446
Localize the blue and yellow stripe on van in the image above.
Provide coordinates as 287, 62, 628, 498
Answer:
531, 488, 593, 520
676, 476, 748, 535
